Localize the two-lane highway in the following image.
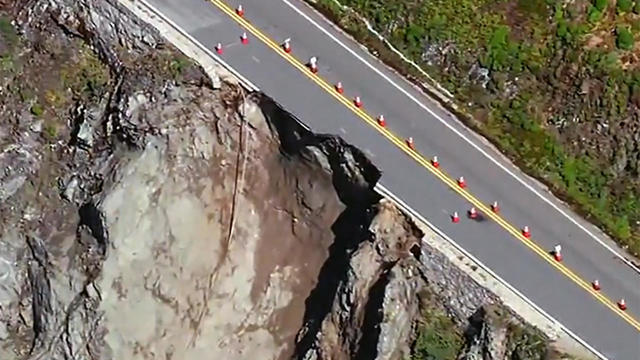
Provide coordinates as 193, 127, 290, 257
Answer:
143, 0, 640, 357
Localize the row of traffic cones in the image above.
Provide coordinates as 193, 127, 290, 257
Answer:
222, 10, 374, 117
331, 79, 369, 112
535, 237, 630, 311
540, 245, 627, 311
214, 31, 250, 53
452, 214, 629, 311
451, 203, 500, 223
216, 2, 287, 52
216, 19, 379, 129
288, 45, 372, 112
236, 4, 294, 55
228, 3, 632, 315
590, 279, 627, 311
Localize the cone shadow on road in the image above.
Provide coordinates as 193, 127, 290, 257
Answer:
467, 211, 486, 222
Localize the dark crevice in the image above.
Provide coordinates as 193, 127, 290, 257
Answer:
410, 242, 421, 260
355, 262, 395, 360
464, 306, 488, 343
292, 205, 377, 359
256, 93, 381, 206
26, 236, 52, 354
78, 201, 108, 256
254, 93, 386, 358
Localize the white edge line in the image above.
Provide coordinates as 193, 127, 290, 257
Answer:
280, 0, 640, 275
129, 1, 605, 357
374, 183, 608, 360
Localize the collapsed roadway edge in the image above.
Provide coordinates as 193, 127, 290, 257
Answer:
123, 0, 606, 358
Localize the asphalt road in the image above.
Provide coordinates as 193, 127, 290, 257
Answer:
144, 0, 640, 358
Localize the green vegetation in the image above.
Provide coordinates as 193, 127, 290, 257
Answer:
308, 0, 640, 255
169, 55, 191, 78
130, 50, 197, 82
485, 306, 549, 359
30, 102, 44, 117
0, 16, 18, 47
2, 25, 110, 143
504, 321, 549, 359
410, 304, 552, 360
588, 5, 603, 23
594, 0, 608, 12
43, 122, 58, 140
617, 26, 634, 50
44, 89, 65, 108
0, 16, 18, 72
0, 55, 14, 71
617, 0, 634, 14
61, 44, 110, 100
412, 311, 463, 360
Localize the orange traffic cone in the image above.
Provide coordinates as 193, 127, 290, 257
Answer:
457, 176, 466, 188
553, 244, 562, 262
431, 156, 439, 168
491, 201, 499, 213
452, 211, 460, 223
377, 115, 386, 127
618, 299, 627, 311
406, 137, 415, 150
236, 4, 244, 16
335, 81, 344, 94
241, 32, 249, 45
354, 96, 363, 108
592, 279, 601, 291
215, 43, 223, 55
522, 226, 531, 238
282, 38, 292, 53
468, 207, 478, 219
308, 56, 318, 73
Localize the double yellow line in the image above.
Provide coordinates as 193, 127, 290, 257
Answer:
210, 0, 640, 330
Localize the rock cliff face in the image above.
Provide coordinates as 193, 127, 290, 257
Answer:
0, 1, 553, 360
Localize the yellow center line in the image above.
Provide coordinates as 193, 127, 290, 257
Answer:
210, 0, 640, 330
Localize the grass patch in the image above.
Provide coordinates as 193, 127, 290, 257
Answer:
0, 16, 18, 72
61, 44, 109, 100
616, 25, 634, 50
0, 16, 18, 48
617, 0, 634, 14
504, 322, 549, 359
30, 103, 44, 117
169, 55, 191, 78
43, 121, 58, 141
412, 310, 463, 360
594, 0, 608, 12
0, 54, 13, 71
44, 89, 65, 108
